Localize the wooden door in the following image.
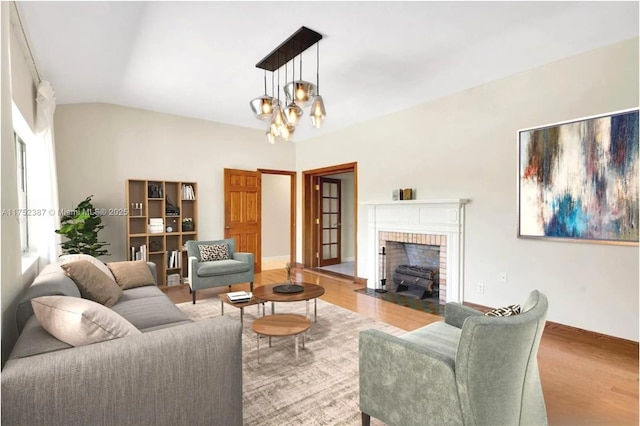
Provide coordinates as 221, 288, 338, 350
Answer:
319, 177, 341, 266
224, 169, 261, 273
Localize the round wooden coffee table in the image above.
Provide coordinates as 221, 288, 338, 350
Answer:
251, 314, 311, 363
253, 283, 325, 322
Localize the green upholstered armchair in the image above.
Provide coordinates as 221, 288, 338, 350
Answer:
186, 239, 254, 304
359, 290, 549, 426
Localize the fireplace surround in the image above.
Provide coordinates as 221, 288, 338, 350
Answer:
365, 199, 470, 304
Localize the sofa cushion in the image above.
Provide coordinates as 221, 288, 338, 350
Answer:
119, 285, 167, 302
31, 296, 140, 347
197, 259, 251, 277
61, 260, 123, 307
59, 253, 116, 281
107, 261, 155, 290
198, 243, 230, 261
111, 293, 191, 331
484, 304, 521, 316
400, 321, 461, 360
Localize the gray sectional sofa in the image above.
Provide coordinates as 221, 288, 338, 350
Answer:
1, 259, 243, 426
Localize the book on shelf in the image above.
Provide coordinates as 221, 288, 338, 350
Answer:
131, 244, 147, 261
167, 250, 180, 268
181, 184, 195, 200
166, 273, 181, 286
226, 291, 252, 303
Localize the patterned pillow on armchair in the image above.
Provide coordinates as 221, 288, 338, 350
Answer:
198, 244, 230, 261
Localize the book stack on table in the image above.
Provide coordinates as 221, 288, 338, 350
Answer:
226, 291, 252, 303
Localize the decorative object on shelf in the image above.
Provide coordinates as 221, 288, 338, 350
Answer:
55, 195, 110, 257
182, 218, 194, 232
148, 184, 163, 198
518, 108, 639, 245
376, 247, 387, 293
165, 197, 180, 216
250, 26, 326, 144
130, 202, 143, 216
392, 189, 399, 201
397, 188, 416, 200
148, 218, 164, 234
149, 240, 162, 252
166, 218, 177, 233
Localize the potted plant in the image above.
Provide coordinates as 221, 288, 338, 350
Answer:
182, 217, 194, 232
55, 195, 110, 257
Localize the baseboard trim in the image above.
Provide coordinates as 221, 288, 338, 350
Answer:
463, 301, 639, 350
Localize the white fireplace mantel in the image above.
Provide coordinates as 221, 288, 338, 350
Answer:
364, 199, 470, 303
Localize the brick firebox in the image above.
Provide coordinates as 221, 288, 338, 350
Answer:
380, 232, 447, 304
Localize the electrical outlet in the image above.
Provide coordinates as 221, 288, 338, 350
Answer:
499, 272, 508, 283
477, 283, 484, 294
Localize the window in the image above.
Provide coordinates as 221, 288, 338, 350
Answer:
15, 133, 28, 252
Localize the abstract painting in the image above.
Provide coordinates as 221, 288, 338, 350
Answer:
518, 109, 639, 245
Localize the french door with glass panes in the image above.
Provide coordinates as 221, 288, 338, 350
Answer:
319, 177, 341, 266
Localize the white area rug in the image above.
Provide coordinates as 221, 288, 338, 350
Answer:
176, 298, 402, 425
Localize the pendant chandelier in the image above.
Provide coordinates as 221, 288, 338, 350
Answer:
250, 26, 326, 143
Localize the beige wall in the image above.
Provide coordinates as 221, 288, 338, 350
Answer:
261, 173, 290, 259
54, 103, 296, 263
296, 38, 639, 341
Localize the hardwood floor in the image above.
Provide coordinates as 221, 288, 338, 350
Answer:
164, 268, 639, 426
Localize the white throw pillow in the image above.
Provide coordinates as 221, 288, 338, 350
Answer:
31, 295, 140, 347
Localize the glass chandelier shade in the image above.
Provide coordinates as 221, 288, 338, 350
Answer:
283, 80, 317, 108
283, 101, 303, 126
271, 104, 286, 129
250, 96, 279, 121
310, 95, 326, 128
266, 127, 276, 144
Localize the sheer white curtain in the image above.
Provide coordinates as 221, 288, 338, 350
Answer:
32, 80, 61, 263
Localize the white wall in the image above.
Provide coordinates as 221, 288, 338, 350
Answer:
1, 3, 39, 364
261, 173, 290, 259
295, 38, 639, 341
54, 103, 295, 263
9, 27, 35, 131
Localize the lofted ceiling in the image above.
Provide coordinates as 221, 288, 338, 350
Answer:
16, 1, 639, 142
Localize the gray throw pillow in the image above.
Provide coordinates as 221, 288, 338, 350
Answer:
61, 260, 123, 307
31, 295, 140, 347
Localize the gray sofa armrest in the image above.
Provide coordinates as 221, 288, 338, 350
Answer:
1, 317, 243, 426
444, 302, 483, 329
359, 329, 463, 425
146, 261, 158, 285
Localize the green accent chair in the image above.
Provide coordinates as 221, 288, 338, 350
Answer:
359, 290, 549, 426
186, 239, 254, 304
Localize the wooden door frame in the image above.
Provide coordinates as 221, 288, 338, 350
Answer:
258, 169, 296, 265
302, 162, 358, 278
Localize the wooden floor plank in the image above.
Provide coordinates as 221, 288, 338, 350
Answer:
164, 268, 639, 426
